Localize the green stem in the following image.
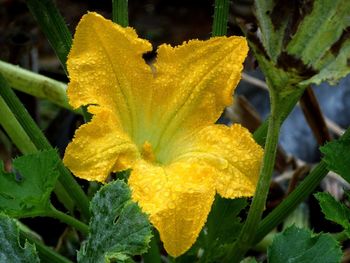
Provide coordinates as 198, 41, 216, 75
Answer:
57, 165, 91, 219
25, 0, 90, 121
253, 120, 268, 146
225, 97, 282, 262
212, 0, 230, 36
54, 181, 75, 214
0, 85, 75, 211
255, 161, 327, 243
20, 229, 73, 263
47, 205, 89, 235
0, 96, 37, 154
112, 0, 129, 27
0, 60, 74, 111
26, 0, 72, 71
0, 74, 90, 219
253, 87, 301, 146
254, 127, 350, 244
211, 1, 291, 259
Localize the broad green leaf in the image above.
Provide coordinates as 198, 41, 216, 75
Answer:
78, 180, 152, 263
0, 150, 60, 217
267, 225, 342, 263
320, 138, 350, 183
0, 214, 40, 263
253, 0, 350, 86
303, 39, 350, 85
289, 0, 350, 86
183, 197, 247, 263
254, 0, 294, 62
315, 192, 350, 234
286, 0, 350, 66
206, 197, 247, 245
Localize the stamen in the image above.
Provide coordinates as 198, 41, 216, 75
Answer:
141, 141, 156, 162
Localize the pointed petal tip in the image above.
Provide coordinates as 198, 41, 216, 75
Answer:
129, 160, 216, 258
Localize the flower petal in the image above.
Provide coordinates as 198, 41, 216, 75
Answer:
67, 12, 154, 137
128, 160, 216, 257
174, 124, 263, 198
150, 37, 248, 161
63, 107, 139, 182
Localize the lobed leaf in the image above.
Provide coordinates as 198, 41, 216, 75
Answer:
315, 192, 350, 235
177, 197, 248, 263
286, 0, 350, 67
267, 225, 342, 263
254, 0, 294, 62
206, 197, 247, 245
320, 138, 350, 183
205, 197, 247, 262
302, 38, 350, 85
253, 0, 350, 86
78, 180, 152, 263
0, 214, 40, 263
0, 150, 60, 217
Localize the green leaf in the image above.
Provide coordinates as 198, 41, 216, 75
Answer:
302, 38, 350, 85
254, 0, 294, 62
320, 138, 350, 183
293, 0, 350, 85
286, 0, 350, 66
0, 214, 40, 263
315, 192, 350, 234
185, 197, 247, 263
0, 73, 90, 218
267, 225, 342, 263
78, 180, 152, 263
0, 150, 60, 217
253, 0, 350, 86
206, 197, 247, 245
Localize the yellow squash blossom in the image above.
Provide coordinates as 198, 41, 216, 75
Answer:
63, 12, 263, 257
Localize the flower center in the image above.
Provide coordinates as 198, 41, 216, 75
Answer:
141, 141, 156, 163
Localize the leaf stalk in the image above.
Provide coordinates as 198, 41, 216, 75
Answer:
0, 74, 90, 219
225, 91, 283, 262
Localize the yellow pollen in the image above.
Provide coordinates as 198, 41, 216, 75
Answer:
141, 141, 156, 162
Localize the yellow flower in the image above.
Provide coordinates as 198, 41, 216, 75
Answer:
63, 12, 263, 257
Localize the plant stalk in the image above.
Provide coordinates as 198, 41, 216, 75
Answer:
0, 74, 90, 219
112, 0, 129, 27
26, 0, 72, 71
0, 96, 37, 154
25, 0, 90, 121
47, 206, 89, 235
0, 96, 76, 211
0, 60, 73, 111
225, 95, 282, 262
20, 229, 73, 263
254, 127, 350, 244
212, 0, 230, 36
